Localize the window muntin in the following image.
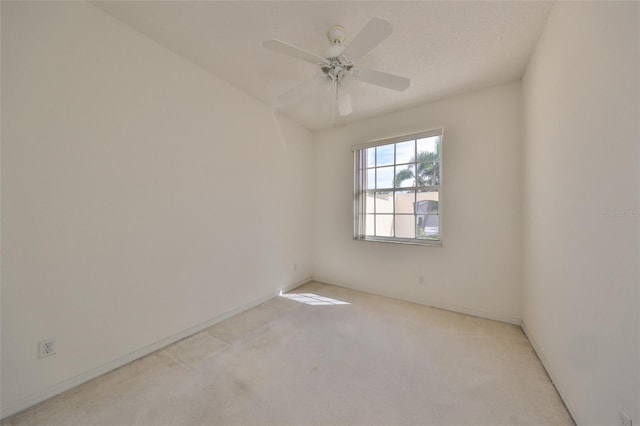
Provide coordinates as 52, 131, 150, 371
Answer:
353, 130, 442, 245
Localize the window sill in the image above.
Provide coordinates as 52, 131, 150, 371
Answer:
353, 236, 443, 247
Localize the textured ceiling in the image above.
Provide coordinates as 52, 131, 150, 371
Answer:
93, 1, 554, 131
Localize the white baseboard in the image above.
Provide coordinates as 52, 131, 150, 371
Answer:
520, 320, 580, 425
311, 276, 521, 325
0, 277, 311, 421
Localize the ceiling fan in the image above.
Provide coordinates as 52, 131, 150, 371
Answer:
263, 17, 411, 122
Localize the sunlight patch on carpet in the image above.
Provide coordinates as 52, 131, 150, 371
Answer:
280, 293, 350, 306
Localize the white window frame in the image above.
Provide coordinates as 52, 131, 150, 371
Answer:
352, 129, 443, 246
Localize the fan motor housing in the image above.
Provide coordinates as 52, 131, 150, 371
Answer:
321, 24, 355, 83
323, 44, 346, 59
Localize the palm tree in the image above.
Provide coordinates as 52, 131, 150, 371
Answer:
394, 150, 440, 188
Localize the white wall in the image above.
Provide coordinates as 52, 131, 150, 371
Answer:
1, 1, 313, 417
522, 2, 640, 424
313, 82, 522, 324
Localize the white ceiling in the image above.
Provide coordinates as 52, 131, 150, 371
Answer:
93, 1, 554, 131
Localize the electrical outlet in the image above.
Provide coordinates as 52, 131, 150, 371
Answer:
293, 263, 298, 271
418, 276, 424, 285
619, 408, 632, 426
38, 338, 56, 359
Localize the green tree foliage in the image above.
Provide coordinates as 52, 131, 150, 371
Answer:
394, 150, 440, 188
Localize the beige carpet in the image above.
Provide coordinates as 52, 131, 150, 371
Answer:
2, 282, 574, 425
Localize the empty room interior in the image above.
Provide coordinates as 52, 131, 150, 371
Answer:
1, 1, 639, 425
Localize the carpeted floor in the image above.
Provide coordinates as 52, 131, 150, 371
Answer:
2, 282, 574, 425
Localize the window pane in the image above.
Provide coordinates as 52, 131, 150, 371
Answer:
395, 140, 414, 164
375, 214, 394, 237
376, 144, 394, 166
417, 136, 440, 158
395, 215, 416, 239
365, 191, 375, 214
375, 192, 393, 214
394, 164, 415, 188
367, 169, 375, 190
416, 214, 439, 240
376, 166, 394, 189
415, 162, 439, 186
366, 147, 376, 168
416, 189, 439, 240
395, 190, 414, 214
365, 214, 375, 236
417, 189, 439, 213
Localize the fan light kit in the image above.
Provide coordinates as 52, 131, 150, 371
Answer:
263, 17, 411, 122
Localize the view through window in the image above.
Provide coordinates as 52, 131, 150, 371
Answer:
353, 129, 443, 245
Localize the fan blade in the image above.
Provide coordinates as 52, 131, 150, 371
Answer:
355, 67, 410, 91
338, 93, 353, 116
343, 17, 393, 62
277, 77, 323, 104
263, 39, 327, 65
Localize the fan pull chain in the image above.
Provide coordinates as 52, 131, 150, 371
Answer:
331, 78, 338, 124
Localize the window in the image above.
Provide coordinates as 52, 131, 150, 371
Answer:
353, 129, 443, 245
